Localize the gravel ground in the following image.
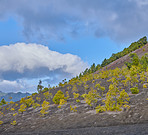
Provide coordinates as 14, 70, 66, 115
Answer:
2, 123, 148, 135
0, 74, 148, 135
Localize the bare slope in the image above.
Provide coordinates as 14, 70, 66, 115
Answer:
0, 44, 148, 135
0, 74, 148, 134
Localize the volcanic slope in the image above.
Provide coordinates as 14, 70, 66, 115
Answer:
0, 38, 148, 135
101, 43, 148, 70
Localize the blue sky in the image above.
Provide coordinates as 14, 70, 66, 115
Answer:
0, 0, 148, 93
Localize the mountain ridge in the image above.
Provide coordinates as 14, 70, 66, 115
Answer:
100, 43, 148, 71
0, 91, 31, 102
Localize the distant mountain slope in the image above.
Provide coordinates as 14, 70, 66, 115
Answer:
0, 92, 31, 102
0, 91, 6, 97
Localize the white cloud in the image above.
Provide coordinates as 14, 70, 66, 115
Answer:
0, 43, 88, 79
0, 80, 24, 93
0, 79, 36, 93
0, 43, 88, 92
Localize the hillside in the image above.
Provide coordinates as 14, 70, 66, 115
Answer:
101, 43, 148, 70
0, 38, 148, 135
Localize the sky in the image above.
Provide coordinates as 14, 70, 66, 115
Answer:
0, 0, 148, 93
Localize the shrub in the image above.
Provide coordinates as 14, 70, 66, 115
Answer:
11, 120, 17, 126
53, 90, 66, 104
96, 105, 106, 113
58, 99, 67, 108
36, 97, 41, 102
18, 104, 26, 114
100, 86, 130, 112
20, 97, 34, 107
40, 100, 50, 116
76, 99, 80, 103
43, 91, 53, 100
0, 121, 3, 125
117, 89, 130, 108
143, 84, 147, 88
66, 91, 70, 99
9, 101, 14, 104
10, 108, 15, 111
13, 113, 17, 116
73, 92, 80, 99
32, 103, 40, 109
72, 85, 78, 92
70, 105, 77, 112
130, 87, 139, 94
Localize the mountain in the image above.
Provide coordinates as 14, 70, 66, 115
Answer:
0, 92, 31, 102
0, 37, 148, 135
0, 91, 6, 97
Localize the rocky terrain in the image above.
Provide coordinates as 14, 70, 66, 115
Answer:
0, 41, 148, 135
0, 75, 148, 134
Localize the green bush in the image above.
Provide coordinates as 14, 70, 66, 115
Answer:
0, 99, 6, 106
130, 87, 139, 94
52, 90, 66, 104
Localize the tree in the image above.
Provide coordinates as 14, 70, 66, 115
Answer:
97, 83, 130, 112
90, 63, 96, 73
40, 100, 50, 116
130, 53, 139, 66
82, 88, 100, 109
140, 53, 148, 71
138, 36, 147, 45
37, 80, 44, 93
101, 58, 108, 67
0, 99, 6, 106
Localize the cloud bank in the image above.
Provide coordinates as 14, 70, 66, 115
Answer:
0, 0, 148, 42
0, 43, 87, 79
0, 80, 35, 93
0, 43, 87, 92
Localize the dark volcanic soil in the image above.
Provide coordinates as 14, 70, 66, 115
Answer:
1, 54, 148, 135
0, 88, 148, 135
7, 123, 148, 135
